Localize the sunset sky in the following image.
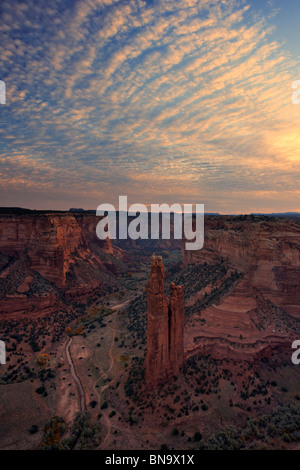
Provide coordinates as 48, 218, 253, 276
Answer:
0, 0, 300, 213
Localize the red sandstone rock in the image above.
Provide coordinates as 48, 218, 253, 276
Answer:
0, 214, 86, 287
182, 216, 300, 317
169, 282, 185, 374
0, 212, 126, 315
182, 216, 300, 362
145, 254, 185, 387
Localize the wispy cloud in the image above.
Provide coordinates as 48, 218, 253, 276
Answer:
0, 0, 299, 212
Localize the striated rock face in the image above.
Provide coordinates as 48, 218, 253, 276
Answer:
0, 213, 91, 288
181, 215, 300, 362
182, 216, 300, 318
145, 254, 185, 387
145, 255, 169, 386
168, 282, 185, 374
0, 211, 127, 315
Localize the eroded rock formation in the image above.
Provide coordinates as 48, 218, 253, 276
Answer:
0, 210, 127, 315
145, 254, 185, 387
182, 216, 300, 318
181, 215, 300, 362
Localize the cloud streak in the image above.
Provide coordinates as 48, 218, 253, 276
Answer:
0, 0, 299, 212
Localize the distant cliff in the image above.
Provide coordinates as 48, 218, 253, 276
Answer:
0, 211, 127, 315
181, 215, 300, 362
182, 215, 300, 318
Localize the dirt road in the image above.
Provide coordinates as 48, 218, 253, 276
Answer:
66, 337, 86, 413
97, 325, 116, 449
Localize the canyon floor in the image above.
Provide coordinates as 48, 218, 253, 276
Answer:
1, 245, 300, 450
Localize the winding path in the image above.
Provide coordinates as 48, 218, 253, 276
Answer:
66, 297, 131, 447
97, 325, 117, 449
111, 299, 131, 311
66, 337, 86, 413
86, 324, 121, 450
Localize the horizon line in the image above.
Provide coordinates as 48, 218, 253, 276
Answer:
0, 206, 300, 217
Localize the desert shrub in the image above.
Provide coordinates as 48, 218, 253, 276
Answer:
198, 404, 300, 450
40, 416, 65, 449
29, 425, 38, 434
36, 353, 50, 367
194, 431, 202, 441
30, 340, 40, 352
59, 412, 101, 450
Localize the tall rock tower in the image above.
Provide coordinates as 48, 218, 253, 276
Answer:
145, 254, 185, 388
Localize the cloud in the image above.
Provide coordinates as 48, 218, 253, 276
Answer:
0, 0, 299, 212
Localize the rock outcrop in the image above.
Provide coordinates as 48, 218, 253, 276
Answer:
168, 282, 185, 374
182, 215, 300, 317
145, 254, 185, 387
181, 215, 300, 362
0, 210, 127, 315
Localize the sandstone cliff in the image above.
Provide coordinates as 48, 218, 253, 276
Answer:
0, 210, 127, 315
181, 215, 300, 362
145, 254, 185, 387
182, 216, 300, 318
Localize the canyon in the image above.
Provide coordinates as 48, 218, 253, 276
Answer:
0, 209, 128, 315
0, 209, 181, 316
181, 215, 300, 362
1, 210, 299, 365
0, 210, 300, 450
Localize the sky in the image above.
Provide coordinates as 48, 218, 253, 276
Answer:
0, 0, 300, 214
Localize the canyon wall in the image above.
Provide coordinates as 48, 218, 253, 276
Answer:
181, 215, 300, 362
182, 216, 300, 317
0, 210, 126, 315
0, 213, 85, 287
